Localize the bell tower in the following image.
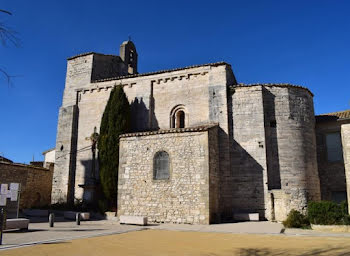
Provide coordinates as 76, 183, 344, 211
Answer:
120, 40, 138, 74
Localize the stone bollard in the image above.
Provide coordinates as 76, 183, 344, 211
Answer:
49, 213, 55, 228
76, 212, 81, 226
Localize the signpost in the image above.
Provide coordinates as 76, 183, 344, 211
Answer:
0, 183, 20, 245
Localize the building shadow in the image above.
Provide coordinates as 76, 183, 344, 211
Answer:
224, 89, 266, 222
79, 159, 100, 207
228, 139, 266, 221
130, 97, 159, 132
262, 87, 281, 190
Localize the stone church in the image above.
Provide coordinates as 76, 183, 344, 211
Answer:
51, 40, 350, 224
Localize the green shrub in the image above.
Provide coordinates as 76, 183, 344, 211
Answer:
283, 209, 310, 228
341, 215, 350, 225
308, 201, 345, 225
340, 200, 348, 216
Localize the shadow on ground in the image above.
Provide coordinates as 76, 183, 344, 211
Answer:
237, 247, 350, 256
5, 228, 106, 233
40, 241, 71, 245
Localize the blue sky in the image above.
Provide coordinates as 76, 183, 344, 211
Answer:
0, 0, 349, 163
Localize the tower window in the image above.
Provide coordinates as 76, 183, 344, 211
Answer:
170, 106, 186, 128
176, 110, 185, 128
153, 151, 170, 180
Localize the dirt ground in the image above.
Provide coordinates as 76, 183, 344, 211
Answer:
1, 229, 350, 256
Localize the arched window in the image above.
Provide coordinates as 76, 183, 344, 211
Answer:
153, 151, 170, 180
176, 110, 185, 128
170, 106, 186, 128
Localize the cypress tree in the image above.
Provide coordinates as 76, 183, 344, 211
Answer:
98, 85, 130, 208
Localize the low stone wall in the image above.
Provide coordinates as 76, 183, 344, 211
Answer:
0, 162, 54, 209
117, 126, 219, 224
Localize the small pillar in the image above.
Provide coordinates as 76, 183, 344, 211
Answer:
49, 213, 55, 227
76, 213, 81, 225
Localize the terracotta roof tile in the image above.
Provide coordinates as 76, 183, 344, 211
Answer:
316, 109, 350, 122
231, 83, 313, 96
120, 123, 219, 138
93, 62, 229, 83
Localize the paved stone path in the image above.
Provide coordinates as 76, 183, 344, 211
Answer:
0, 220, 144, 250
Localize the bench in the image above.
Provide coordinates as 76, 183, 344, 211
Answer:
120, 215, 148, 226
5, 218, 30, 230
233, 213, 259, 221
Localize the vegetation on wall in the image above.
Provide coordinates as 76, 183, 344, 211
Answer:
98, 85, 130, 208
283, 201, 350, 228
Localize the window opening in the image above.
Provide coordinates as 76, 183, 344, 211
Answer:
153, 151, 170, 180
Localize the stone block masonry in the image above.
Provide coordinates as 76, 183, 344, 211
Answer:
228, 84, 320, 221
52, 40, 334, 224
117, 125, 220, 224
0, 162, 53, 209
341, 124, 350, 214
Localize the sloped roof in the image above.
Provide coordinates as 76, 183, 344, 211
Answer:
231, 83, 313, 96
120, 123, 219, 138
42, 148, 55, 155
93, 62, 229, 83
316, 109, 350, 122
0, 156, 13, 163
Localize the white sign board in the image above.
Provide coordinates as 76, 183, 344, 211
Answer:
0, 195, 6, 206
10, 190, 18, 201
6, 190, 11, 199
10, 183, 20, 191
0, 184, 8, 195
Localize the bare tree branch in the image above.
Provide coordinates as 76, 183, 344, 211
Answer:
0, 10, 12, 15
0, 9, 20, 86
0, 68, 13, 87
0, 21, 20, 47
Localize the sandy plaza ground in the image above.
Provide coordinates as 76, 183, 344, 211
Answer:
1, 220, 350, 255
1, 229, 350, 256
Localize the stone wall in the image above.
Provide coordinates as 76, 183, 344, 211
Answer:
341, 124, 350, 214
54, 60, 232, 203
228, 84, 320, 221
229, 85, 268, 219
316, 119, 349, 201
52, 105, 78, 203
0, 162, 53, 209
117, 126, 219, 224
262, 85, 320, 220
